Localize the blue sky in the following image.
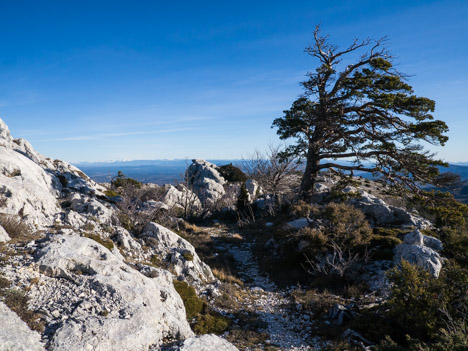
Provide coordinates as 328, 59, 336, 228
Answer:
0, 0, 467, 163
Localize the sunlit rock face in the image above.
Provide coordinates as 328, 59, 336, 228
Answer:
186, 160, 226, 205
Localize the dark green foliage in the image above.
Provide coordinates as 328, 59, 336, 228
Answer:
183, 252, 194, 261
217, 163, 247, 183
111, 171, 142, 189
253, 202, 372, 290
412, 191, 468, 266
413, 190, 468, 228
173, 280, 231, 335
272, 26, 453, 199
312, 202, 373, 249
192, 311, 231, 335
386, 260, 468, 342
173, 280, 204, 319
104, 190, 119, 198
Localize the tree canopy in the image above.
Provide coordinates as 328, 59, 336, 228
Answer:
273, 26, 456, 199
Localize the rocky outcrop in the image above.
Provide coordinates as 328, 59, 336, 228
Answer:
0, 301, 45, 351
350, 188, 430, 228
162, 184, 201, 211
142, 222, 215, 285
245, 179, 259, 201
161, 334, 239, 351
186, 160, 226, 205
394, 230, 443, 277
0, 119, 239, 349
33, 234, 193, 350
0, 145, 61, 227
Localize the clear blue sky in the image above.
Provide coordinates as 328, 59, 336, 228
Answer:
0, 0, 467, 163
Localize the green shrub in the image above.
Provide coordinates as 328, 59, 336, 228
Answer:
104, 190, 119, 198
314, 202, 372, 249
149, 254, 162, 267
173, 280, 204, 319
290, 200, 314, 218
173, 280, 230, 335
386, 260, 468, 342
183, 252, 194, 261
217, 164, 247, 183
413, 191, 468, 228
111, 171, 142, 189
192, 311, 231, 334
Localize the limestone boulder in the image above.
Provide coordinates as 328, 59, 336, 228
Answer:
352, 190, 430, 228
162, 184, 201, 211
186, 160, 226, 205
142, 222, 215, 285
0, 302, 45, 351
33, 233, 194, 351
394, 230, 443, 277
245, 179, 260, 201
0, 146, 60, 227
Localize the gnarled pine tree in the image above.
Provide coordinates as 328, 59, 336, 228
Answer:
273, 26, 456, 200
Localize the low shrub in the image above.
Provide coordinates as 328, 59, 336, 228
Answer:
173, 280, 231, 335
173, 280, 204, 319
104, 190, 119, 198
0, 214, 32, 241
217, 164, 247, 183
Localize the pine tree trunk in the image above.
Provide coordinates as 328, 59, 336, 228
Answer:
299, 147, 320, 200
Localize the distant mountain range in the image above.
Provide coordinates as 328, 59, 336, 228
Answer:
75, 159, 242, 184
74, 159, 468, 185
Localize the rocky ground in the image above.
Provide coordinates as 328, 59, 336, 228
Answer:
205, 224, 321, 350
0, 117, 451, 351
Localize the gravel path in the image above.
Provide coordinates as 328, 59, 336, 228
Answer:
209, 226, 321, 350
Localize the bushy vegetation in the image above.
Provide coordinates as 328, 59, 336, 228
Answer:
217, 163, 247, 183
173, 280, 230, 335
111, 171, 142, 189
0, 214, 32, 241
348, 260, 468, 349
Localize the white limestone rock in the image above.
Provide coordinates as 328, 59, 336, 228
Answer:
163, 184, 201, 211
162, 334, 238, 351
353, 190, 430, 228
34, 234, 194, 351
394, 230, 443, 277
0, 146, 60, 227
287, 218, 310, 230
314, 183, 329, 193
68, 193, 116, 225
245, 179, 259, 201
0, 301, 45, 351
0, 118, 13, 148
186, 160, 226, 205
0, 224, 10, 242
142, 222, 215, 284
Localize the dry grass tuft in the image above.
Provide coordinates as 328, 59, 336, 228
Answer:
0, 214, 33, 242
